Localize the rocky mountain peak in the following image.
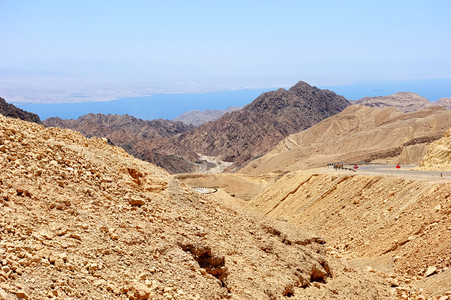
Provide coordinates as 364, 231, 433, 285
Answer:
166, 81, 350, 170
288, 80, 316, 92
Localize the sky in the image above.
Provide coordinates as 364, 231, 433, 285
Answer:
1, 0, 451, 103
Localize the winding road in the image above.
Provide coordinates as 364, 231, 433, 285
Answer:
330, 164, 451, 182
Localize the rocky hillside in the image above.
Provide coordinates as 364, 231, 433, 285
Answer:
0, 97, 41, 124
353, 92, 450, 112
436, 97, 451, 110
419, 128, 451, 171
248, 170, 451, 299
0, 114, 393, 299
240, 105, 451, 175
159, 81, 350, 170
173, 106, 241, 126
44, 114, 197, 174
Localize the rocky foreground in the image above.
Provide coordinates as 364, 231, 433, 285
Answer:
0, 114, 394, 299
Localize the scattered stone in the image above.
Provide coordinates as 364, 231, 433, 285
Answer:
425, 266, 437, 277
130, 282, 151, 300
390, 279, 399, 287
128, 197, 145, 206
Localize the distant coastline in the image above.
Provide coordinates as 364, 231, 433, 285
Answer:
14, 78, 451, 121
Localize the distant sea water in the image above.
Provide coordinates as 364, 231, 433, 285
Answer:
16, 78, 451, 121
17, 89, 268, 121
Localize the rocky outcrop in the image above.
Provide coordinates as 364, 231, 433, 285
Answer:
419, 128, 451, 171
44, 114, 197, 173
0, 97, 41, 124
249, 170, 451, 298
161, 81, 350, 170
0, 114, 392, 299
173, 106, 241, 126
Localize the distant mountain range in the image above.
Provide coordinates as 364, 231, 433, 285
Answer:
353, 92, 451, 112
160, 81, 350, 170
173, 106, 241, 126
41, 81, 349, 173
0, 96, 41, 123
5, 81, 450, 175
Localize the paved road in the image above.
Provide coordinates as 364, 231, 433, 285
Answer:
328, 164, 451, 182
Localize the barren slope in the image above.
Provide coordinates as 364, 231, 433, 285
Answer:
249, 170, 451, 299
436, 97, 451, 110
419, 128, 451, 171
241, 105, 451, 175
0, 115, 392, 299
173, 106, 241, 126
353, 92, 432, 112
44, 113, 197, 174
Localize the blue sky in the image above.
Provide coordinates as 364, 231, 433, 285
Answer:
1, 0, 450, 103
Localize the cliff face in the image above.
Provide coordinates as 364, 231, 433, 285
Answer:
160, 81, 350, 170
0, 97, 41, 124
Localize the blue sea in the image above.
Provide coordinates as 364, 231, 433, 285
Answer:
16, 78, 451, 121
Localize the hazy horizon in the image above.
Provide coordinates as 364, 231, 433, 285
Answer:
1, 1, 450, 104
13, 78, 451, 121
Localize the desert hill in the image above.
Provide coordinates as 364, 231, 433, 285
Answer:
353, 92, 451, 112
44, 113, 198, 174
436, 97, 451, 110
173, 106, 241, 126
0, 114, 394, 299
159, 81, 350, 170
0, 97, 41, 124
419, 128, 451, 171
240, 105, 451, 175
246, 170, 451, 299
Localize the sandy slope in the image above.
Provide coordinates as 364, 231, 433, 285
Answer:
248, 170, 451, 299
419, 128, 451, 171
0, 114, 394, 299
240, 105, 451, 175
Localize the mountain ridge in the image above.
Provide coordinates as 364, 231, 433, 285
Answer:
44, 113, 197, 173
173, 106, 241, 126
0, 96, 42, 124
158, 81, 350, 170
353, 92, 450, 112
